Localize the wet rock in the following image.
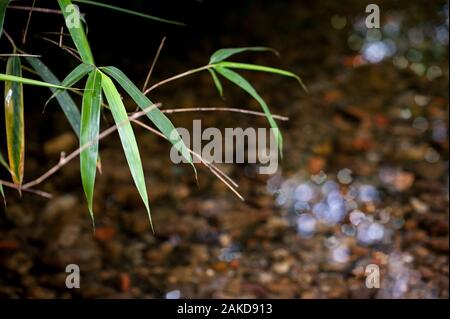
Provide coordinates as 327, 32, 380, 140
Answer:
146, 242, 173, 263
124, 242, 146, 266
122, 212, 152, 235
190, 244, 209, 265
419, 266, 434, 279
104, 241, 124, 261
42, 235, 102, 271
80, 283, 117, 298
307, 156, 326, 175
409, 197, 429, 214
94, 226, 117, 242
266, 277, 299, 298
320, 276, 347, 298
27, 286, 57, 299
113, 185, 151, 208
427, 238, 449, 253
44, 132, 77, 156
42, 195, 78, 222
57, 223, 82, 247
257, 272, 274, 284
4, 205, 34, 227
3, 252, 33, 275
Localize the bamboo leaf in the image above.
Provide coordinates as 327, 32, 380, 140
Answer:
100, 73, 152, 229
0, 151, 7, 203
0, 0, 11, 40
4, 57, 25, 186
0, 73, 70, 89
207, 69, 223, 97
25, 57, 82, 136
57, 0, 94, 64
101, 66, 195, 175
0, 182, 4, 202
209, 47, 277, 64
72, 0, 185, 26
80, 70, 102, 225
215, 66, 283, 154
46, 63, 94, 107
216, 61, 308, 92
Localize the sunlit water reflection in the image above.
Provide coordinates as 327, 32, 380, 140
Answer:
267, 167, 437, 298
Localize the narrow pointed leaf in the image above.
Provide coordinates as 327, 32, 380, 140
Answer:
4, 57, 25, 185
0, 182, 4, 202
0, 73, 70, 89
58, 0, 94, 64
0, 0, 11, 39
25, 57, 82, 136
217, 61, 307, 92
0, 151, 7, 202
215, 67, 283, 154
209, 47, 277, 64
80, 70, 102, 225
100, 73, 152, 228
208, 69, 223, 97
72, 0, 185, 26
101, 66, 195, 175
0, 150, 9, 170
46, 63, 94, 106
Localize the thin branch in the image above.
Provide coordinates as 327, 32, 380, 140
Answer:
21, 104, 161, 190
131, 119, 244, 201
0, 53, 41, 57
142, 36, 166, 92
39, 36, 82, 62
0, 180, 52, 199
30, 31, 71, 38
2, 31, 17, 51
162, 106, 289, 121
22, 0, 36, 44
143, 64, 214, 95
59, 27, 64, 47
8, 5, 62, 15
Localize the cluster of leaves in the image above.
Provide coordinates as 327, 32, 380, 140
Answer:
0, 0, 305, 229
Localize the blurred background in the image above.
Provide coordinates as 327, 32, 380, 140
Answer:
0, 0, 448, 298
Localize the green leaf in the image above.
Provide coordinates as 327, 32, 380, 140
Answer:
46, 63, 94, 107
0, 0, 11, 40
100, 72, 152, 229
72, 0, 185, 26
209, 47, 277, 64
0, 150, 9, 170
25, 57, 82, 136
0, 182, 4, 202
0, 73, 70, 89
215, 66, 283, 154
207, 69, 223, 97
80, 70, 102, 225
101, 66, 195, 175
57, 0, 95, 64
217, 61, 308, 92
4, 57, 25, 186
0, 151, 7, 203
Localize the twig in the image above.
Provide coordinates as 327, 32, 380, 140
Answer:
21, 104, 161, 190
0, 180, 52, 199
59, 27, 64, 47
0, 53, 41, 57
143, 65, 214, 95
2, 31, 17, 51
162, 107, 289, 121
39, 36, 82, 62
142, 36, 166, 92
8, 5, 62, 14
132, 119, 244, 201
22, 0, 36, 44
